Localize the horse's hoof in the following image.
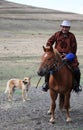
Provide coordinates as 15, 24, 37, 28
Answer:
47, 110, 51, 114
69, 108, 72, 111
49, 118, 55, 123
8, 99, 12, 102
66, 117, 72, 122
23, 99, 26, 102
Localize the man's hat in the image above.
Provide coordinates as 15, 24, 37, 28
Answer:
60, 20, 71, 27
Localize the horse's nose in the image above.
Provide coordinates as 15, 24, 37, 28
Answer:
37, 69, 44, 76
37, 70, 41, 76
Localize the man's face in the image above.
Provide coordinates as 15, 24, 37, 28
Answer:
61, 26, 70, 33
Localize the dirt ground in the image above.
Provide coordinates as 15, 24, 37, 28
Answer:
0, 86, 83, 130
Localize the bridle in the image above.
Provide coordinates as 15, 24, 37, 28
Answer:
42, 56, 67, 75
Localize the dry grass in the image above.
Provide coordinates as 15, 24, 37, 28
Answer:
0, 0, 83, 89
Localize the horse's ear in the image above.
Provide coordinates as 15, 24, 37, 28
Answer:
50, 46, 53, 51
43, 46, 46, 52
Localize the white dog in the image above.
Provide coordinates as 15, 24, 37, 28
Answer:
5, 77, 31, 102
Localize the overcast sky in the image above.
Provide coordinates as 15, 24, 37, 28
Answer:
6, 0, 83, 14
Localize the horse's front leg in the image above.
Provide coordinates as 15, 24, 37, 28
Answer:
49, 89, 58, 123
64, 92, 72, 122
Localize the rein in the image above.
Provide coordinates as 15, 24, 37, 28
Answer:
53, 61, 67, 72
45, 58, 67, 75
36, 77, 42, 88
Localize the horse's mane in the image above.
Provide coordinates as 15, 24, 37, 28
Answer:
53, 49, 62, 61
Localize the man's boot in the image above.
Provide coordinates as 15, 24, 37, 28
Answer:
73, 67, 82, 93
42, 74, 49, 92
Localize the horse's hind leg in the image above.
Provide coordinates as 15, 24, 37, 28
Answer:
64, 93, 72, 122
59, 94, 65, 110
59, 94, 70, 111
49, 90, 58, 123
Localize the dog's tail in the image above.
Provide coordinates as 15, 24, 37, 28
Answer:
4, 80, 10, 94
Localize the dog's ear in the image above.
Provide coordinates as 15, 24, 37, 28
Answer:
22, 78, 27, 83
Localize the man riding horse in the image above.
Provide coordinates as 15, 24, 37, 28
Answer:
42, 20, 82, 93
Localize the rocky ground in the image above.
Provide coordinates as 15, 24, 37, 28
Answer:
0, 86, 83, 130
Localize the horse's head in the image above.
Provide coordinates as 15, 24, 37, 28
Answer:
37, 46, 58, 76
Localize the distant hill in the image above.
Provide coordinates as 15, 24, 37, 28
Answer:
0, 0, 83, 32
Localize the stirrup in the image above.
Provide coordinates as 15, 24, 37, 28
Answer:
79, 85, 82, 91
73, 85, 82, 93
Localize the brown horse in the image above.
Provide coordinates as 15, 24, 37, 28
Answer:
37, 46, 73, 123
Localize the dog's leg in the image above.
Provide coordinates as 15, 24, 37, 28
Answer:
25, 90, 28, 99
8, 90, 13, 102
25, 91, 30, 101
22, 89, 26, 102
